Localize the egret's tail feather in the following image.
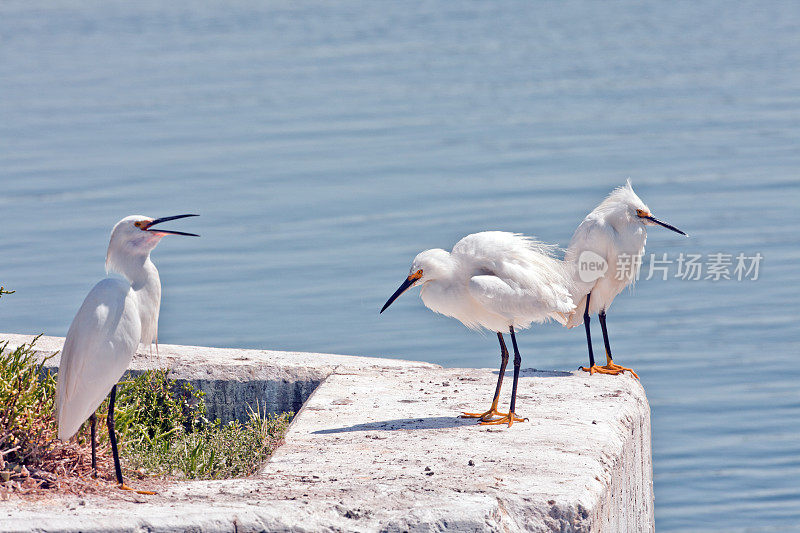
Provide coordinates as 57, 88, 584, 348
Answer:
552, 311, 569, 326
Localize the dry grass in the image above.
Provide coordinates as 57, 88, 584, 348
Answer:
0, 336, 119, 499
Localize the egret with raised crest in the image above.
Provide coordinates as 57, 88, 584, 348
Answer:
380, 231, 575, 426
564, 180, 687, 378
56, 214, 198, 492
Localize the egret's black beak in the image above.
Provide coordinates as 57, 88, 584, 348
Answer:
144, 214, 200, 236
638, 213, 687, 236
380, 273, 421, 314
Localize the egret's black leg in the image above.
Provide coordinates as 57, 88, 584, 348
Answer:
484, 327, 528, 427
89, 413, 97, 477
106, 385, 156, 494
106, 385, 124, 485
508, 326, 521, 417
598, 310, 639, 379
598, 309, 612, 364
461, 332, 510, 421
581, 292, 595, 370
491, 333, 509, 409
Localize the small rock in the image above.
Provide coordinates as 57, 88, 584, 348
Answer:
468, 460, 475, 466
424, 466, 431, 472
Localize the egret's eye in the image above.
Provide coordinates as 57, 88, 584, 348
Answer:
408, 269, 423, 281
636, 209, 650, 218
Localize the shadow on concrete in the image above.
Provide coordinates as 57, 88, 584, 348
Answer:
313, 416, 477, 434
489, 369, 574, 378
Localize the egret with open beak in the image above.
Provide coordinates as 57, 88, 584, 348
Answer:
56, 214, 198, 493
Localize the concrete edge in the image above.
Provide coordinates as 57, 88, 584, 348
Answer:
0, 333, 654, 532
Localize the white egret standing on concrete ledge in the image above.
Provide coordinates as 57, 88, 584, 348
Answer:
565, 180, 687, 378
56, 214, 198, 491
380, 231, 575, 427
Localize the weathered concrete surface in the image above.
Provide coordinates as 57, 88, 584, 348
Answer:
1, 333, 436, 422
0, 334, 653, 532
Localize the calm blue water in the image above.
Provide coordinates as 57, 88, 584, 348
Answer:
1, 1, 799, 530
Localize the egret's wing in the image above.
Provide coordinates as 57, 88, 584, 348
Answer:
56, 278, 141, 440
468, 274, 574, 327
564, 217, 619, 327
453, 232, 567, 285
453, 232, 560, 267
454, 232, 574, 326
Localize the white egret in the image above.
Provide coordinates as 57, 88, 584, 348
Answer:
56, 214, 198, 491
564, 180, 687, 378
380, 231, 575, 426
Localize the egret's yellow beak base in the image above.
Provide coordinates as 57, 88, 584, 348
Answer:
380, 270, 422, 314
636, 210, 687, 236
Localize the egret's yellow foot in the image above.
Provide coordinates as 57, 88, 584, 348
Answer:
461, 406, 509, 422
581, 361, 639, 380
120, 483, 157, 495
479, 412, 527, 427
604, 360, 639, 380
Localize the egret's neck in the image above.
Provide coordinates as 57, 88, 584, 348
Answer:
108, 251, 155, 287
108, 251, 162, 346
130, 256, 161, 295
136, 258, 162, 347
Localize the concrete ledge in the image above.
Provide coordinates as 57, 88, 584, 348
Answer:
0, 333, 436, 422
1, 334, 654, 532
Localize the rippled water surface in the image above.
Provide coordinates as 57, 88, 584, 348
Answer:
2, 2, 799, 530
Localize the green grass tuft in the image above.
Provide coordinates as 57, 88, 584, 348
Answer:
120, 405, 292, 480
0, 335, 57, 468
111, 370, 207, 446
103, 371, 292, 480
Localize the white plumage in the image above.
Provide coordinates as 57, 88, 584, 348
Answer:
563, 180, 686, 376
565, 181, 649, 326
416, 232, 574, 332
381, 231, 574, 426
56, 277, 142, 440
55, 214, 197, 488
